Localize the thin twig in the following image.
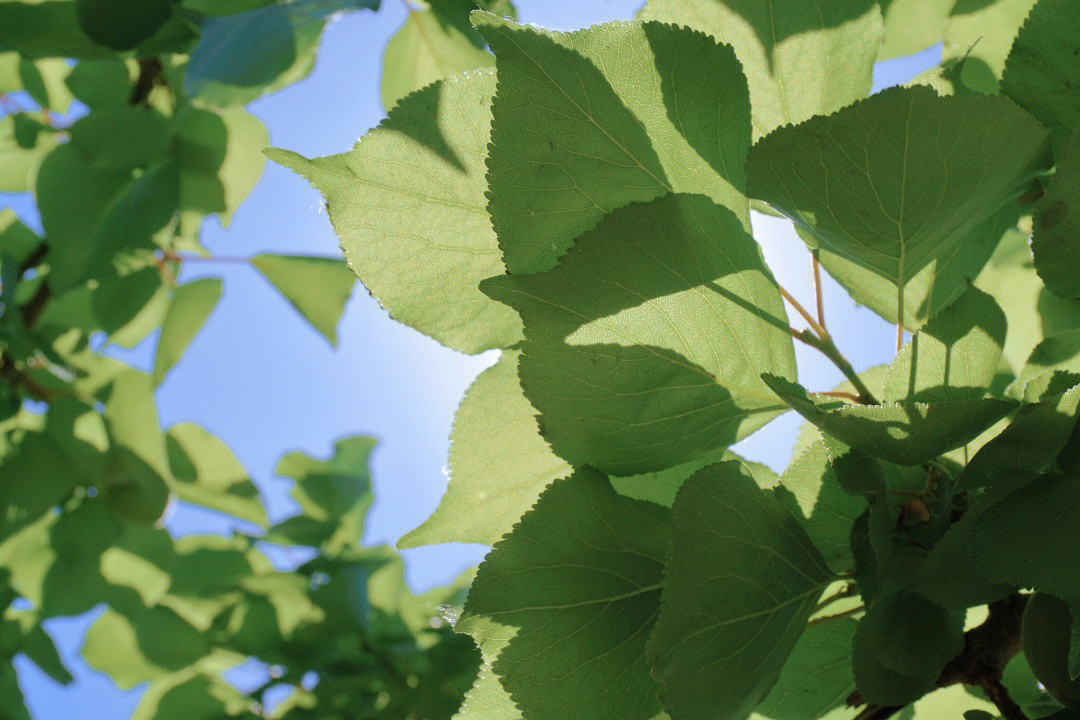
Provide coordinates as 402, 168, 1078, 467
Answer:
812, 252, 827, 337
778, 284, 827, 339
790, 328, 879, 404
813, 390, 861, 403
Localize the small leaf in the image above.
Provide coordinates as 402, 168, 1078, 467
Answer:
153, 278, 222, 385
165, 423, 268, 528
474, 12, 751, 273
748, 85, 1050, 302
482, 194, 795, 476
458, 468, 670, 720
648, 462, 834, 720
884, 285, 1007, 404
1034, 133, 1080, 299
763, 374, 1016, 466
251, 254, 355, 345
268, 70, 521, 354
75, 0, 176, 51
639, 0, 883, 139
1001, 0, 1080, 142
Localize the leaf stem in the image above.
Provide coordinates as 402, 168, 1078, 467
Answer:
896, 285, 905, 354
790, 328, 879, 405
812, 252, 827, 337
778, 284, 827, 339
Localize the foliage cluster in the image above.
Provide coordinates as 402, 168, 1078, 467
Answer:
0, 1, 492, 719
274, 1, 1080, 719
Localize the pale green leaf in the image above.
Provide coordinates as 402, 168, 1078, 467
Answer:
82, 605, 210, 690
267, 70, 521, 354
380, 0, 495, 111
458, 468, 670, 720
1001, 0, 1080, 142
943, 0, 1038, 93
482, 193, 795, 476
763, 374, 1016, 465
611, 451, 776, 508
132, 670, 253, 720
251, 254, 354, 345
878, 0, 951, 59
166, 422, 269, 528
884, 285, 1007, 404
1033, 133, 1080, 298
1017, 329, 1080, 395
976, 226, 1080, 371
400, 350, 571, 549
638, 0, 883, 139
152, 278, 222, 385
747, 85, 1051, 311
15, 57, 73, 113
474, 12, 751, 274
648, 461, 834, 720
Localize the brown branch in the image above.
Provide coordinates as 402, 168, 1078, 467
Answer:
130, 57, 165, 105
849, 594, 1030, 720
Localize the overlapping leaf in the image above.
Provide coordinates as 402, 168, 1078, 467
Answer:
1033, 133, 1080, 298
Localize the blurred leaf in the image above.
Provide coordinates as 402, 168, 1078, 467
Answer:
153, 278, 222, 385
166, 422, 268, 527
251, 254, 354, 345
878, 0, 952, 59
65, 58, 133, 107
0, 210, 43, 268
0, 1, 113, 59
102, 371, 171, 524
69, 107, 171, 170
0, 114, 61, 193
74, 0, 176, 50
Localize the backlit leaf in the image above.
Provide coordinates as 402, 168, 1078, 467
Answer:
251, 254, 355, 345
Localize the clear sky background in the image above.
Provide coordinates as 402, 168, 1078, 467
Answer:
5, 2, 941, 716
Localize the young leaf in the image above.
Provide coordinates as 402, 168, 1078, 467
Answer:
458, 468, 671, 720
648, 462, 834, 720
473, 12, 752, 274
251, 254, 354, 346
399, 350, 572, 549
152, 278, 222, 385
1033, 133, 1080, 298
267, 71, 522, 354
165, 423, 268, 528
883, 285, 1007, 404
482, 193, 795, 476
763, 374, 1016, 466
1001, 0, 1080, 142
747, 85, 1051, 311
380, 0, 496, 111
639, 0, 883, 139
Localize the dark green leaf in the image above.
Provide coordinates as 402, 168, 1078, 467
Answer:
75, 0, 176, 50
1034, 133, 1080, 298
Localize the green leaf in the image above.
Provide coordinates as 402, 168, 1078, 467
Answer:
816, 200, 1021, 331
267, 437, 376, 555
102, 370, 172, 524
68, 106, 171, 171
909, 513, 1016, 609
883, 285, 1007, 404
381, 0, 495, 111
648, 461, 834, 720
957, 383, 1080, 492
75, 0, 176, 50
763, 374, 1016, 465
0, 663, 30, 720
251, 254, 354, 345
473, 12, 751, 274
1017, 329, 1080, 395
611, 450, 776, 508
459, 468, 669, 720
943, 0, 1038, 93
82, 604, 210, 690
972, 473, 1080, 601
747, 85, 1051, 313
0, 114, 61, 193
15, 57, 73, 113
482, 193, 795, 476
638, 0, 883, 139
976, 226, 1080, 371
153, 278, 222, 385
878, 0, 951, 59
0, 210, 43, 270
172, 106, 269, 226
132, 670, 253, 720
852, 590, 963, 705
400, 350, 571, 548
1001, 0, 1080, 143
65, 59, 133, 108
1034, 133, 1080, 299
165, 423, 269, 528
267, 70, 521, 354
0, 1, 113, 59
775, 439, 868, 575
185, 0, 377, 106
454, 658, 522, 720
753, 619, 858, 720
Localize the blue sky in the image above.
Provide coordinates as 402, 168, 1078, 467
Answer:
5, 2, 942, 716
